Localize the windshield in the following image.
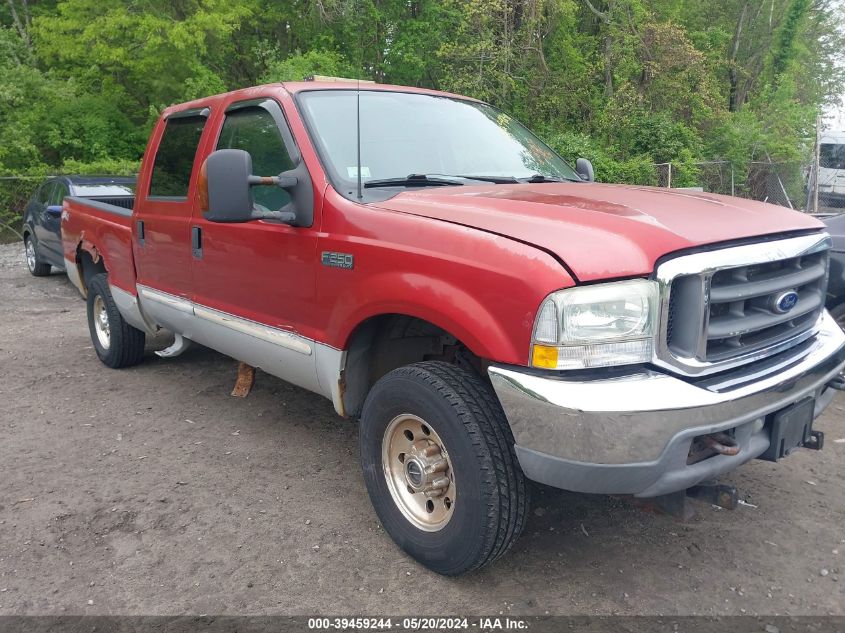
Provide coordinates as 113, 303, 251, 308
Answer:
297, 90, 580, 199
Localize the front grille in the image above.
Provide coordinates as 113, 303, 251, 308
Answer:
706, 253, 827, 360
657, 234, 831, 376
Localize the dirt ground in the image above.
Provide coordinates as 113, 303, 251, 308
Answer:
0, 241, 843, 617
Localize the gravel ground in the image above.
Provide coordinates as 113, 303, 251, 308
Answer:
0, 241, 843, 616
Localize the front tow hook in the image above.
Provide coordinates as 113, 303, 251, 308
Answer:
804, 430, 825, 451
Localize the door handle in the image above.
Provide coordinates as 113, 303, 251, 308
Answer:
191, 226, 202, 259
136, 220, 145, 246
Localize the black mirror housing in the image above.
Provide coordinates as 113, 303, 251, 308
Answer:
205, 149, 255, 223
204, 149, 312, 226
576, 158, 595, 182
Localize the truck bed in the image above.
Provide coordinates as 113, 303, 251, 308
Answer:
61, 196, 137, 296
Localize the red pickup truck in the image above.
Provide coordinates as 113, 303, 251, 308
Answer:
62, 79, 845, 575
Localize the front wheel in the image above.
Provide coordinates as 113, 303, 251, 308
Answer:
359, 361, 528, 575
86, 273, 146, 368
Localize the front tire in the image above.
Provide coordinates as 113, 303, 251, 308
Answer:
86, 273, 146, 368
24, 235, 51, 276
359, 361, 528, 575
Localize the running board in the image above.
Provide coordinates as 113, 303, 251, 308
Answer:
155, 333, 192, 358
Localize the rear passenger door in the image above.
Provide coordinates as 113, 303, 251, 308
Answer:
133, 109, 210, 303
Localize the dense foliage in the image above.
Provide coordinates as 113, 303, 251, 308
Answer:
1, 0, 843, 181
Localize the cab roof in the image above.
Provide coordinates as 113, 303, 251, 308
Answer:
161, 81, 482, 118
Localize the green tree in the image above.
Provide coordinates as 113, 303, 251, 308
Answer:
0, 0, 842, 190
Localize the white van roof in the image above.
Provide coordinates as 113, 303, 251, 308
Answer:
821, 131, 845, 144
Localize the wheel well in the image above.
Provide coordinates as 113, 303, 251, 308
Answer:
341, 314, 484, 419
76, 247, 106, 295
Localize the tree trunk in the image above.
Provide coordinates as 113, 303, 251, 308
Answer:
6, 0, 31, 46
603, 33, 613, 97
582, 0, 614, 97
728, 2, 750, 111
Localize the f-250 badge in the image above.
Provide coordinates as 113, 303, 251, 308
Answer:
321, 251, 354, 270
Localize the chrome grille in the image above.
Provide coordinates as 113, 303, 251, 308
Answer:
655, 233, 831, 376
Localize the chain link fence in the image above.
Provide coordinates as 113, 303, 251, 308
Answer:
0, 176, 44, 243
746, 161, 808, 209
695, 161, 735, 197
654, 160, 815, 211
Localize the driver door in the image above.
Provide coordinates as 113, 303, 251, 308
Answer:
189, 95, 321, 390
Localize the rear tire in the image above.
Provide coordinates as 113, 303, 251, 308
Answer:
359, 361, 528, 575
24, 235, 51, 276
86, 273, 146, 368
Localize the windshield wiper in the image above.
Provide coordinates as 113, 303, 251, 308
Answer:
440, 174, 520, 184
363, 174, 464, 189
362, 173, 577, 189
523, 174, 575, 183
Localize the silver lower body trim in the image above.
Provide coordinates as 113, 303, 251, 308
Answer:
65, 257, 84, 297
138, 285, 192, 314
111, 285, 158, 335
193, 304, 312, 356
132, 284, 344, 413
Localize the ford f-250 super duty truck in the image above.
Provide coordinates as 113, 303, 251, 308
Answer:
61, 79, 845, 575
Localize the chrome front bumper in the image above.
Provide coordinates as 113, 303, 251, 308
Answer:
488, 311, 845, 497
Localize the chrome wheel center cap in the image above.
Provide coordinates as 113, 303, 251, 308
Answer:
404, 440, 450, 497
404, 459, 425, 489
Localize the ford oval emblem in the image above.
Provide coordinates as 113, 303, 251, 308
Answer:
773, 290, 799, 314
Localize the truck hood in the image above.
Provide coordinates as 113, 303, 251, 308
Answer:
372, 182, 824, 281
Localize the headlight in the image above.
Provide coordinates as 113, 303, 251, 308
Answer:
530, 279, 658, 369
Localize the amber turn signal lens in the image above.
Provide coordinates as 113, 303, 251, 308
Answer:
531, 344, 559, 369
197, 159, 209, 213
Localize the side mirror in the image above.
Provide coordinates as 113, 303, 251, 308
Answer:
201, 149, 297, 224
46, 204, 63, 216
576, 158, 595, 182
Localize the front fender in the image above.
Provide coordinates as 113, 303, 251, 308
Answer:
316, 191, 576, 366
329, 271, 530, 365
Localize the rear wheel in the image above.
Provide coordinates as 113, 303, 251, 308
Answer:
24, 235, 51, 276
86, 273, 146, 368
359, 361, 528, 575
